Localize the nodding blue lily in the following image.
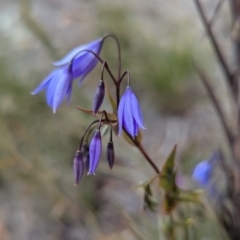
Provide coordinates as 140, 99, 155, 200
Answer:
192, 151, 219, 187
88, 129, 102, 175
118, 86, 146, 137
192, 160, 212, 186
32, 38, 103, 112
31, 65, 73, 113
53, 38, 103, 86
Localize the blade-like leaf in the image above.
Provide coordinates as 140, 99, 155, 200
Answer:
143, 184, 158, 211
100, 124, 110, 138
162, 192, 178, 215
76, 107, 118, 124
135, 174, 160, 189
159, 145, 177, 192
178, 190, 203, 205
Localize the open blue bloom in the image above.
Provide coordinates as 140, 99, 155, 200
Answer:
118, 86, 145, 137
192, 160, 212, 186
53, 38, 103, 85
192, 151, 219, 187
32, 38, 103, 112
31, 65, 73, 113
88, 130, 102, 175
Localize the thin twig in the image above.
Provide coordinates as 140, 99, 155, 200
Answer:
193, 0, 236, 100
207, 0, 225, 29
103, 34, 122, 81
193, 62, 234, 148
123, 127, 160, 174
80, 50, 117, 85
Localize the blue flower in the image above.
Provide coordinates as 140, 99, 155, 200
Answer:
118, 86, 145, 137
53, 38, 103, 86
192, 151, 219, 187
192, 160, 212, 186
88, 129, 102, 175
31, 65, 73, 113
32, 38, 103, 112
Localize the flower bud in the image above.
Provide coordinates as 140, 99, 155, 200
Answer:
107, 141, 115, 169
81, 142, 89, 173
93, 80, 105, 114
88, 129, 102, 175
73, 150, 84, 185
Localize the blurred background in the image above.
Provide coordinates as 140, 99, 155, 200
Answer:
0, 0, 233, 239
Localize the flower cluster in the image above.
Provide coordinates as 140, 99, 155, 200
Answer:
32, 38, 103, 113
31, 35, 146, 185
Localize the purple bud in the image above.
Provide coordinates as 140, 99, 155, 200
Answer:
93, 80, 105, 114
81, 142, 89, 173
84, 152, 90, 173
73, 150, 84, 185
107, 141, 115, 169
88, 130, 102, 175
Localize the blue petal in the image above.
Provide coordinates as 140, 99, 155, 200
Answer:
51, 69, 72, 113
133, 119, 138, 136
118, 90, 127, 136
42, 66, 72, 112
53, 38, 103, 66
66, 80, 73, 104
129, 87, 145, 130
71, 53, 89, 78
88, 130, 102, 175
192, 160, 212, 186
77, 58, 98, 86
31, 69, 57, 95
46, 70, 61, 107
73, 150, 84, 185
123, 87, 135, 137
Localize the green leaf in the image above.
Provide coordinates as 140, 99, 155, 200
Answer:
178, 190, 203, 205
143, 184, 158, 211
159, 145, 177, 192
76, 107, 118, 124
162, 192, 178, 215
100, 124, 110, 138
135, 175, 159, 189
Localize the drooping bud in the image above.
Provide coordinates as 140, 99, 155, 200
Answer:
93, 80, 105, 114
73, 150, 84, 185
88, 129, 102, 175
107, 141, 115, 169
84, 151, 89, 173
81, 142, 90, 173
